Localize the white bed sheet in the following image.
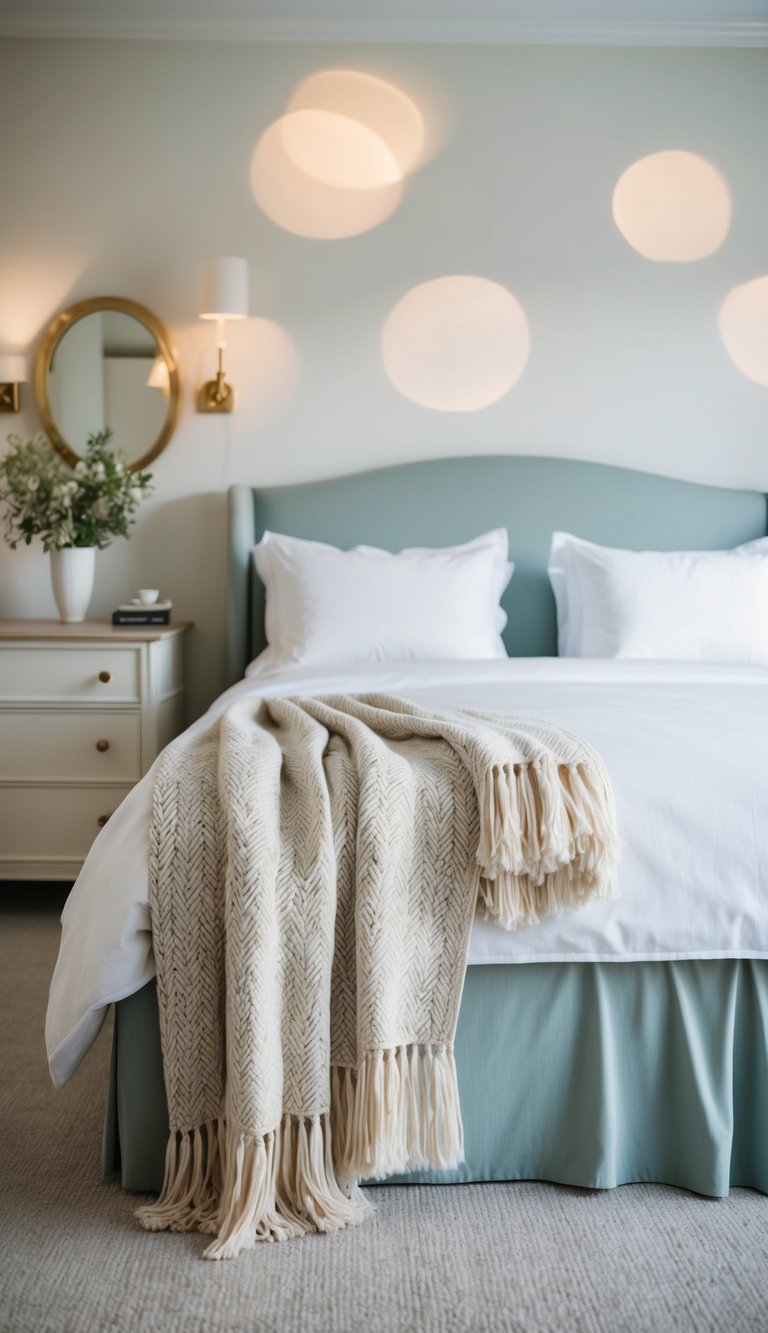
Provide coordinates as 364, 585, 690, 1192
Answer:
46, 658, 768, 1087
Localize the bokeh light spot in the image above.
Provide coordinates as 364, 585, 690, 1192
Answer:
382, 275, 530, 412
278, 109, 402, 191
250, 68, 425, 239
288, 69, 425, 176
719, 276, 768, 387
612, 150, 731, 262
250, 119, 402, 239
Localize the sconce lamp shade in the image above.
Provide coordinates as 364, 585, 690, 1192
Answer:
198, 258, 249, 320
0, 353, 27, 413
147, 355, 171, 394
0, 354, 27, 383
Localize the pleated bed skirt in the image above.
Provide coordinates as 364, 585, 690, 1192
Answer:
104, 960, 768, 1198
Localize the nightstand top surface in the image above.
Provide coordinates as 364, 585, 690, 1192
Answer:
0, 620, 192, 642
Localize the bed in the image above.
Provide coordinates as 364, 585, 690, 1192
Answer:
46, 455, 768, 1200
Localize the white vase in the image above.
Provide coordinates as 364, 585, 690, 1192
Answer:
50, 546, 96, 623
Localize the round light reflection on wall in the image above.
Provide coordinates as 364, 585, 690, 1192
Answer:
287, 69, 426, 178
719, 276, 768, 387
612, 150, 731, 262
278, 109, 402, 191
251, 69, 425, 240
382, 275, 530, 412
251, 119, 403, 239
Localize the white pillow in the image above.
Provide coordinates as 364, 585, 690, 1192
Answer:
549, 531, 768, 663
252, 529, 512, 669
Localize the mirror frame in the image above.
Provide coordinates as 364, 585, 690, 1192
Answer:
34, 296, 182, 473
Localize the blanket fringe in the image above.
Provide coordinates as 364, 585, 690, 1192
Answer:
136, 1113, 369, 1261
331, 1042, 463, 1183
136, 1043, 462, 1259
135, 1119, 223, 1235
477, 759, 619, 928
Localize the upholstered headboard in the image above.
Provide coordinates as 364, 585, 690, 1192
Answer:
227, 456, 767, 684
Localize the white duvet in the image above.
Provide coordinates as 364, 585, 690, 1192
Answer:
46, 658, 768, 1087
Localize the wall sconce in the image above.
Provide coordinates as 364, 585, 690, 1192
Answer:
0, 354, 27, 413
197, 257, 249, 413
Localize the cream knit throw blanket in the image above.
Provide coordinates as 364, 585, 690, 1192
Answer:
137, 693, 618, 1259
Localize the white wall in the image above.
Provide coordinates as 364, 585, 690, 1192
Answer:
1, 38, 767, 718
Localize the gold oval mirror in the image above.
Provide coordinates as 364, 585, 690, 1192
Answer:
34, 296, 181, 473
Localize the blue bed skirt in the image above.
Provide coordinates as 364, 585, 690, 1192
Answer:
104, 961, 768, 1198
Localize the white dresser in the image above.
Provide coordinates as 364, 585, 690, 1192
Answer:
0, 620, 190, 881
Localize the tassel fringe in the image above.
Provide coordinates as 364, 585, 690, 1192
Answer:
135, 1043, 460, 1259
331, 1042, 463, 1183
476, 758, 619, 928
137, 1112, 369, 1260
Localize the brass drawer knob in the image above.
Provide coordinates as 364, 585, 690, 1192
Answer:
97, 814, 111, 828
98, 670, 112, 684
95, 738, 110, 753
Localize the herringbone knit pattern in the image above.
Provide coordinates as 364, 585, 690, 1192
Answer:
138, 694, 618, 1260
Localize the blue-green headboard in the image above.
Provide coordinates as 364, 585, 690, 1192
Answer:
227, 456, 767, 684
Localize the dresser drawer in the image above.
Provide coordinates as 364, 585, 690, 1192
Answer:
0, 784, 134, 863
0, 711, 142, 782
0, 645, 140, 703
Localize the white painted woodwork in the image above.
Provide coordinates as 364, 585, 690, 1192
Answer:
0, 645, 141, 703
0, 785, 136, 876
0, 621, 190, 881
0, 2, 766, 46
0, 712, 142, 782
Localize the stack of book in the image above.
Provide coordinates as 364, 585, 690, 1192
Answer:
112, 600, 173, 627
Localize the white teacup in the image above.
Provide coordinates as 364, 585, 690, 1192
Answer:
138, 588, 160, 606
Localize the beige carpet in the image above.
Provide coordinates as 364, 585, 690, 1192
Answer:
2, 891, 767, 1333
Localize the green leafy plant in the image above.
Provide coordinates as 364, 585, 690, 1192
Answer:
0, 430, 152, 552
